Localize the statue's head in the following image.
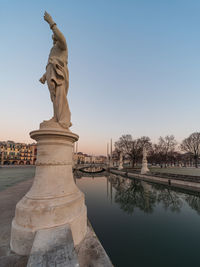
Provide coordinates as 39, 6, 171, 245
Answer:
52, 34, 57, 45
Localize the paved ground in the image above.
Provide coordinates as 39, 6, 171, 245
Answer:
0, 178, 33, 266
0, 166, 35, 192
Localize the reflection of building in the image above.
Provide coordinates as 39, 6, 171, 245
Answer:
73, 152, 107, 165
0, 141, 37, 165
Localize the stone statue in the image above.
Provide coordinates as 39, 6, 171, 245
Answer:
39, 12, 71, 129
118, 152, 123, 170
10, 13, 87, 255
141, 146, 150, 174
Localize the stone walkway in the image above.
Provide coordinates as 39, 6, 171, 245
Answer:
0, 179, 33, 266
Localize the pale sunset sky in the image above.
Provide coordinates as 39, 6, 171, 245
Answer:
1, 0, 200, 155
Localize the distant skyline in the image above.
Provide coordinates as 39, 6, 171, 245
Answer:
1, 0, 200, 155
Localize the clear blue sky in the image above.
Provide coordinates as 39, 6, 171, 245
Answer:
1, 0, 200, 155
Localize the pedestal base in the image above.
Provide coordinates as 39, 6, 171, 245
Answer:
10, 126, 87, 255
141, 163, 150, 175
118, 163, 123, 170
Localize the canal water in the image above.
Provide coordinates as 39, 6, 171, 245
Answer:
76, 174, 200, 267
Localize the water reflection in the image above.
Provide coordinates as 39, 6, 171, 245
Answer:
76, 174, 200, 267
75, 171, 200, 215
185, 194, 200, 215
81, 166, 105, 172
107, 174, 200, 215
152, 183, 183, 212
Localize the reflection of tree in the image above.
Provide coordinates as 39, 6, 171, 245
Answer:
157, 188, 182, 212
109, 176, 185, 214
147, 184, 183, 212
109, 176, 157, 214
185, 194, 200, 215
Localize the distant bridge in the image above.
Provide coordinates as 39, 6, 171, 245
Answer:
73, 163, 108, 177
74, 163, 108, 170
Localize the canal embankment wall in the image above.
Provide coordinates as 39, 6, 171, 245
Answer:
109, 169, 200, 193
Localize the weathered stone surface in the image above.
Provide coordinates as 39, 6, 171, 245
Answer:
0, 254, 28, 267
27, 224, 79, 267
10, 128, 87, 255
39, 12, 71, 130
10, 12, 88, 255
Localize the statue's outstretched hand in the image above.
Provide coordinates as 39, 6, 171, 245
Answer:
39, 74, 46, 84
44, 11, 54, 25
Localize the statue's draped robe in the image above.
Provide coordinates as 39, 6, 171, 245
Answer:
46, 48, 71, 129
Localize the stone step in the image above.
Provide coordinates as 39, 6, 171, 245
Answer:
27, 224, 79, 267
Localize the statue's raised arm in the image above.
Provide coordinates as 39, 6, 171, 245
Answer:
44, 11, 67, 50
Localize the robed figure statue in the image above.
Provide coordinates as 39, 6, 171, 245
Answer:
40, 12, 71, 129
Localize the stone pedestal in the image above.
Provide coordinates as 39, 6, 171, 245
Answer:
141, 161, 149, 174
10, 124, 87, 255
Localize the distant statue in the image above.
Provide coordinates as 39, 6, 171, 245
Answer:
118, 152, 123, 170
141, 146, 150, 175
39, 11, 71, 129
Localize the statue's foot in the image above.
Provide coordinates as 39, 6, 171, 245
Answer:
40, 117, 60, 129
50, 117, 57, 122
40, 118, 72, 131
42, 117, 56, 123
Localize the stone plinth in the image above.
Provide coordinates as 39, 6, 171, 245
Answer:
141, 161, 149, 175
10, 125, 87, 255
27, 224, 79, 266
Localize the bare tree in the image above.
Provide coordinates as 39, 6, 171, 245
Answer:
115, 135, 133, 155
112, 147, 121, 162
130, 139, 143, 167
115, 135, 134, 167
156, 135, 177, 167
148, 143, 164, 166
115, 135, 152, 167
137, 136, 152, 150
181, 132, 200, 168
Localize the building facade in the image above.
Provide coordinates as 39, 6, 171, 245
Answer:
0, 141, 37, 165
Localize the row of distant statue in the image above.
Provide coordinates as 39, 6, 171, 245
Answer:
109, 147, 149, 174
